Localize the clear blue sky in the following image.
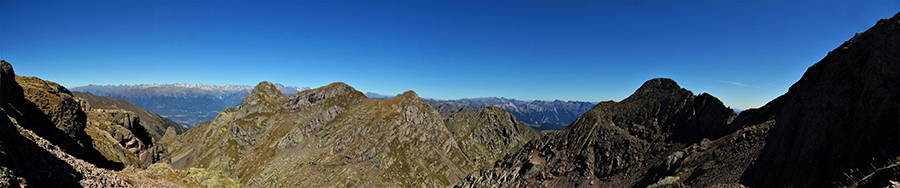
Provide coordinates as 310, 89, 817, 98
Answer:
2, 1, 897, 110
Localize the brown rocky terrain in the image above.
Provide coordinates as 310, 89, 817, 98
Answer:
73, 91, 188, 141
165, 81, 542, 187
441, 105, 541, 169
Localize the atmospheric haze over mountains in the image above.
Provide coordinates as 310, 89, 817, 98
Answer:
75, 83, 598, 129
72, 83, 310, 127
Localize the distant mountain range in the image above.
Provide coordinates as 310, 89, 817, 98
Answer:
75, 84, 592, 130
425, 98, 595, 130
366, 92, 597, 131
72, 83, 309, 127
364, 92, 394, 100
367, 92, 595, 130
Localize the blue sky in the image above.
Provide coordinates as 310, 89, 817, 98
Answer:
1, 1, 898, 110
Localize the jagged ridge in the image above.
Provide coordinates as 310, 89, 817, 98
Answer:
457, 78, 737, 187
165, 81, 544, 187
457, 11, 900, 188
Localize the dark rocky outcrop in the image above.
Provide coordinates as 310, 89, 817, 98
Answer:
0, 60, 129, 187
0, 60, 236, 187
11, 75, 125, 171
736, 12, 900, 187
17, 74, 173, 169
82, 108, 156, 168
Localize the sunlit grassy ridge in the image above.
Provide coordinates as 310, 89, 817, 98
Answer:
164, 81, 537, 187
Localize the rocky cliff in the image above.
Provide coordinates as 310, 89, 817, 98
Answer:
734, 11, 900, 187
12, 75, 127, 170
0, 60, 237, 187
73, 91, 187, 141
0, 60, 135, 186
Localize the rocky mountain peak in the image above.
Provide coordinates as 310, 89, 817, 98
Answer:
638, 78, 681, 92
234, 81, 285, 117
457, 77, 737, 187
624, 78, 691, 103
395, 90, 419, 99
1, 60, 12, 82
0, 60, 16, 102
281, 82, 361, 110
390, 90, 427, 105
240, 81, 283, 107
457, 12, 900, 188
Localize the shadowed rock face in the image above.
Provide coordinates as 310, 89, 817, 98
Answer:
736, 12, 900, 187
457, 78, 738, 187
11, 75, 130, 170
457, 11, 900, 188
14, 76, 92, 149
1, 60, 239, 187
14, 68, 173, 170
0, 60, 132, 187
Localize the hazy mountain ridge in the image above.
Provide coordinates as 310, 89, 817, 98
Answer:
364, 92, 394, 100
425, 97, 595, 130
74, 83, 308, 96
72, 83, 310, 127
